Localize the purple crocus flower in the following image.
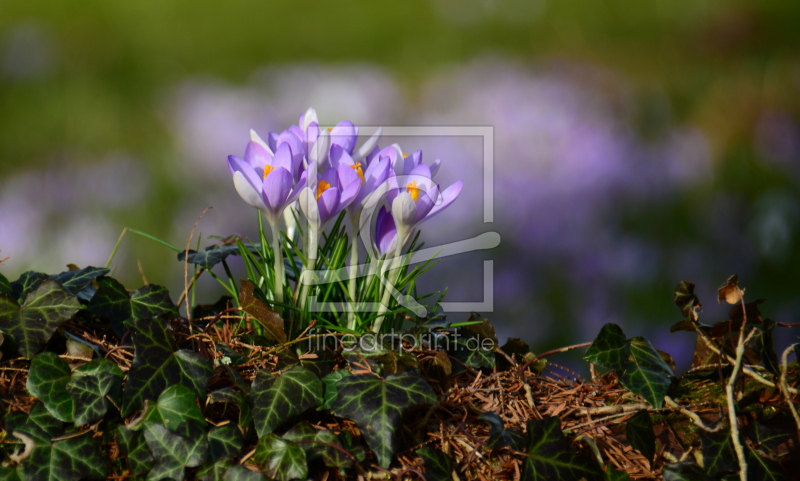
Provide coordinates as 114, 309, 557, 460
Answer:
329, 144, 392, 227
298, 157, 361, 231
227, 141, 306, 224
374, 206, 399, 256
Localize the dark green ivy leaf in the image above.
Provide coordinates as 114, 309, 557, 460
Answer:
418, 447, 453, 481
0, 271, 12, 296
750, 413, 795, 455
253, 433, 308, 481
49, 266, 109, 298
117, 426, 154, 477
447, 313, 497, 370
207, 387, 254, 429
250, 366, 323, 437
604, 467, 630, 481
620, 337, 674, 409
67, 358, 124, 426
122, 316, 212, 416
0, 279, 81, 358
320, 369, 352, 410
88, 276, 178, 339
143, 420, 208, 481
208, 424, 244, 462
662, 461, 716, 481
198, 459, 268, 481
138, 385, 205, 433
223, 465, 267, 481
10, 271, 49, 300
625, 410, 655, 464
178, 244, 260, 270
26, 352, 75, 422
311, 429, 353, 469
746, 447, 789, 481
697, 426, 738, 478
521, 417, 602, 481
584, 323, 630, 372
331, 371, 437, 469
480, 412, 526, 451
674, 281, 702, 322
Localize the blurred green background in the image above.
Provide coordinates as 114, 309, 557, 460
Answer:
2, 0, 799, 370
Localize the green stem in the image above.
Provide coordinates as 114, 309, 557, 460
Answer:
372, 237, 405, 333
269, 220, 284, 307
297, 226, 319, 316
347, 216, 359, 330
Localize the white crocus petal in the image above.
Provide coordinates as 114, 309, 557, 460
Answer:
353, 127, 383, 162
310, 129, 330, 167
302, 107, 318, 131
392, 192, 418, 232
233, 171, 267, 211
250, 130, 274, 155
298, 187, 320, 226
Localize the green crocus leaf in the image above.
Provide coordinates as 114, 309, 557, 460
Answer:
418, 447, 453, 481
697, 426, 737, 478
584, 323, 630, 372
11, 403, 106, 481
661, 461, 715, 481
319, 369, 352, 410
139, 385, 205, 432
331, 371, 437, 469
10, 271, 49, 299
521, 417, 602, 481
207, 387, 253, 429
480, 412, 526, 451
26, 352, 75, 422
620, 337, 673, 408
253, 433, 308, 481
0, 271, 12, 295
208, 424, 244, 462
0, 279, 81, 358
67, 358, 124, 425
239, 280, 285, 343
625, 410, 655, 464
117, 426, 154, 477
143, 420, 208, 481
604, 467, 630, 481
250, 366, 323, 437
122, 316, 212, 416
50, 266, 109, 298
88, 276, 178, 339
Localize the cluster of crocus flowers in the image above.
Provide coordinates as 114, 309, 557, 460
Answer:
227, 107, 462, 332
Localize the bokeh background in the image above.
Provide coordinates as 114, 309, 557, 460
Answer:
2, 0, 799, 373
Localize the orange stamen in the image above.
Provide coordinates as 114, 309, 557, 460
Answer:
262, 165, 274, 180
350, 163, 365, 183
405, 181, 421, 202
316, 180, 331, 200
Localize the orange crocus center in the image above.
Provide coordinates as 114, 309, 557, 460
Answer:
316, 179, 331, 201
262, 165, 274, 180
405, 181, 421, 202
350, 163, 365, 183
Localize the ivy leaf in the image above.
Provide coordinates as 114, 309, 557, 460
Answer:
447, 313, 497, 370
50, 266, 109, 298
250, 366, 323, 437
584, 323, 630, 372
418, 447, 453, 481
312, 429, 353, 469
26, 352, 75, 422
138, 385, 205, 432
198, 459, 268, 481
521, 417, 602, 481
10, 271, 49, 299
320, 369, 352, 410
253, 433, 308, 481
746, 448, 789, 481
11, 404, 106, 481
208, 387, 253, 429
0, 466, 22, 481
122, 316, 212, 416
674, 281, 702, 322
144, 420, 208, 481
208, 424, 244, 462
178, 244, 260, 270
604, 467, 630, 481
661, 461, 716, 481
749, 319, 780, 375
331, 371, 437, 469
88, 277, 178, 339
480, 412, 526, 451
697, 426, 737, 478
750, 414, 795, 455
67, 358, 123, 425
0, 279, 81, 358
625, 410, 655, 464
117, 426, 154, 477
224, 465, 267, 481
239, 280, 286, 344
620, 337, 674, 409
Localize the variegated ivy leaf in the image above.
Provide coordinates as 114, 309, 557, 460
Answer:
253, 433, 308, 481
620, 337, 673, 409
0, 279, 81, 359
521, 416, 603, 481
122, 316, 212, 416
331, 371, 436, 469
250, 365, 323, 437
67, 358, 124, 426
26, 352, 75, 422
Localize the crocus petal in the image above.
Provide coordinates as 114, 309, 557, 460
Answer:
298, 187, 319, 225
301, 107, 318, 131
245, 141, 272, 170
392, 192, 418, 231
277, 130, 305, 178
267, 132, 279, 153
426, 180, 463, 221
317, 187, 342, 226
337, 163, 362, 207
309, 130, 330, 167
353, 127, 382, 162
272, 143, 293, 173
330, 121, 358, 154
375, 206, 398, 256
414, 184, 436, 223
250, 130, 274, 155
402, 150, 422, 175
329, 144, 354, 169
228, 155, 262, 189
233, 171, 267, 210
430, 158, 441, 177
261, 167, 293, 215
287, 173, 307, 204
